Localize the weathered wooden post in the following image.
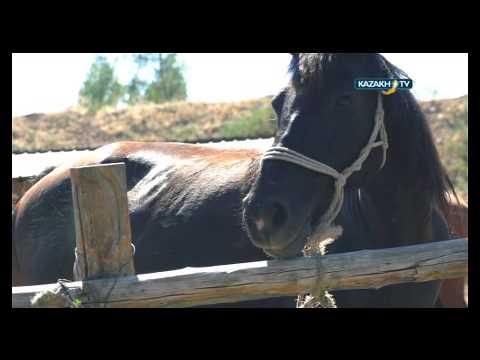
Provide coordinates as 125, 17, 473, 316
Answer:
70, 163, 135, 307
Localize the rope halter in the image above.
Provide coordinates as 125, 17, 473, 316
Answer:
261, 92, 388, 250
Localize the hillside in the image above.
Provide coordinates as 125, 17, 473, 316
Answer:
422, 96, 468, 200
12, 97, 275, 152
12, 95, 468, 198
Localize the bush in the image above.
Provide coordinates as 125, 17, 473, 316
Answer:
217, 106, 275, 139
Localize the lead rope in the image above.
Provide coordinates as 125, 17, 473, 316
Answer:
31, 244, 137, 308
262, 93, 388, 308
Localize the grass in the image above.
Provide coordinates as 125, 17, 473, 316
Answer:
217, 106, 275, 139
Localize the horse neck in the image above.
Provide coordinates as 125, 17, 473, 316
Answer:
362, 148, 434, 248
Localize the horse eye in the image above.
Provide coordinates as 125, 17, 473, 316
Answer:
336, 94, 353, 106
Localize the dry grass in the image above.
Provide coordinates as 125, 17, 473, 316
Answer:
12, 98, 274, 153
423, 96, 468, 200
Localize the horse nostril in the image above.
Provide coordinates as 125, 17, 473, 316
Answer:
272, 202, 288, 228
246, 199, 290, 245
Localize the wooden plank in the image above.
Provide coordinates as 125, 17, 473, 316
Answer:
12, 238, 467, 308
70, 163, 135, 282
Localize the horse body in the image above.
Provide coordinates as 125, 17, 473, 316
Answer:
12, 141, 295, 307
327, 189, 449, 307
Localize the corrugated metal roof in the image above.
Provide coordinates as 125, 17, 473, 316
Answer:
12, 150, 93, 178
200, 138, 272, 150
12, 138, 274, 179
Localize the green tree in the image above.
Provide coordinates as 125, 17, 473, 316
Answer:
131, 53, 187, 104
125, 75, 147, 105
79, 56, 124, 114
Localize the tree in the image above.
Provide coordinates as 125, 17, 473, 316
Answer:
132, 53, 187, 104
78, 53, 188, 112
79, 56, 124, 114
125, 75, 147, 106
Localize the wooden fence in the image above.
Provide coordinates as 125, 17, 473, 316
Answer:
11, 163, 468, 308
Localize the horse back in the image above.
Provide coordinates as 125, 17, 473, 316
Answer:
12, 141, 263, 287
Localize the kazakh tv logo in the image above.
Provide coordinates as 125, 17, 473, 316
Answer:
355, 78, 413, 95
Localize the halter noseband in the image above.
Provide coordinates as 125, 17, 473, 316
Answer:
262, 92, 388, 242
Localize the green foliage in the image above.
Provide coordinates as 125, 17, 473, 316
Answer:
217, 106, 276, 139
125, 76, 147, 105
134, 53, 187, 104
79, 53, 187, 113
79, 56, 124, 114
133, 53, 158, 68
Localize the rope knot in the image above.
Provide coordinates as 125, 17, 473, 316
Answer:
336, 175, 346, 188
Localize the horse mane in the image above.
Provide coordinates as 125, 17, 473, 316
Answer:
376, 54, 457, 221
288, 53, 334, 85
288, 53, 457, 221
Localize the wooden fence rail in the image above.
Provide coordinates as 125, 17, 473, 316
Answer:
12, 238, 467, 308
11, 164, 468, 308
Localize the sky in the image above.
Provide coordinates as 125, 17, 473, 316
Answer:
12, 53, 468, 118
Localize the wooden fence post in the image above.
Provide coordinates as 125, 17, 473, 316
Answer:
70, 163, 135, 306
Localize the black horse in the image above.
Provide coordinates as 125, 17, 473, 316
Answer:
12, 53, 455, 307
243, 53, 455, 307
